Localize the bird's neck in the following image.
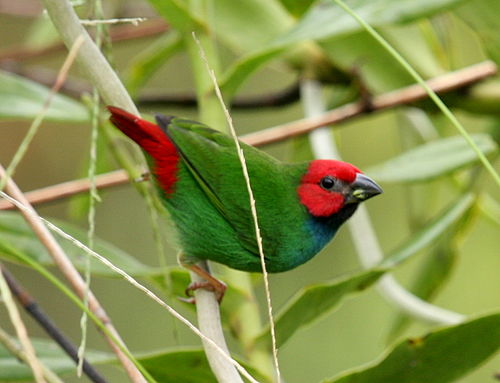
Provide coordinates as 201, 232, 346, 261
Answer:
307, 204, 359, 252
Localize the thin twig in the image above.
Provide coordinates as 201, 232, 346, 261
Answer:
1, 267, 108, 383
80, 17, 147, 26
193, 33, 282, 382
41, 0, 137, 114
0, 18, 168, 62
243, 60, 497, 146
0, 170, 126, 210
0, 191, 261, 383
0, 267, 46, 382
0, 164, 147, 383
137, 82, 301, 109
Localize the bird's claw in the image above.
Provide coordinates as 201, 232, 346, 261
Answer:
183, 280, 226, 304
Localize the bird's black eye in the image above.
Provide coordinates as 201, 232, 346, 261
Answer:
320, 176, 336, 190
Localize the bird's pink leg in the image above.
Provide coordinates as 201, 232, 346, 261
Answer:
181, 263, 227, 304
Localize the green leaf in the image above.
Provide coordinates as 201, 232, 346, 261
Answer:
220, 46, 287, 98
256, 269, 386, 348
388, 242, 458, 341
277, 0, 467, 46
278, 0, 316, 17
0, 212, 163, 278
125, 32, 183, 97
137, 348, 270, 383
0, 338, 110, 381
146, 0, 205, 33
138, 349, 217, 383
386, 194, 476, 340
321, 24, 445, 93
366, 134, 498, 183
456, 0, 500, 63
256, 194, 474, 348
323, 313, 500, 383
0, 71, 89, 122
221, 0, 464, 101
382, 194, 475, 268
213, 0, 294, 52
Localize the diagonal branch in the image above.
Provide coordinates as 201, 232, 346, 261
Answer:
0, 60, 495, 211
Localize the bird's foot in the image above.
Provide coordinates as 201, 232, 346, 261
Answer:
179, 263, 227, 304
183, 280, 227, 304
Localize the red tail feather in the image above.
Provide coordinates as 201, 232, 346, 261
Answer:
107, 106, 179, 195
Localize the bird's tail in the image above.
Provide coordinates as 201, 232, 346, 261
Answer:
107, 106, 179, 195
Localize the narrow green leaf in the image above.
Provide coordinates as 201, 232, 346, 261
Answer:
388, 242, 458, 341
0, 212, 163, 278
0, 71, 89, 122
213, 0, 293, 52
256, 269, 386, 348
125, 32, 183, 97
146, 0, 205, 33
323, 313, 500, 383
457, 0, 500, 63
366, 134, 498, 183
220, 0, 464, 101
0, 338, 110, 381
137, 348, 270, 383
387, 194, 476, 339
321, 24, 444, 94
220, 46, 286, 99
256, 194, 474, 348
138, 349, 217, 383
278, 0, 316, 17
277, 0, 467, 46
382, 194, 475, 268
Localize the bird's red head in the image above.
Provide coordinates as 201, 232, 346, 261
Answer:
298, 160, 381, 217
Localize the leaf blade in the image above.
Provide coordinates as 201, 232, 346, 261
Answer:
323, 313, 500, 383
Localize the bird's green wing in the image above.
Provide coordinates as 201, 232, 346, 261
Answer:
162, 116, 303, 258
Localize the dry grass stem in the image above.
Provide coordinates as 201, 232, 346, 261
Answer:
0, 272, 46, 382
0, 326, 64, 383
193, 33, 282, 382
80, 17, 147, 26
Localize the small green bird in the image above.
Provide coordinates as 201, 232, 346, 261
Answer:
108, 106, 382, 300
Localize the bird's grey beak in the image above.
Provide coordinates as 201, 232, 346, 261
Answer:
346, 173, 382, 204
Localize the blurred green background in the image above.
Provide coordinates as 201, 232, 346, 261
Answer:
0, 0, 499, 382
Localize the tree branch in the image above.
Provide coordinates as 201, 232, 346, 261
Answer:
0, 18, 168, 62
0, 60, 495, 211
